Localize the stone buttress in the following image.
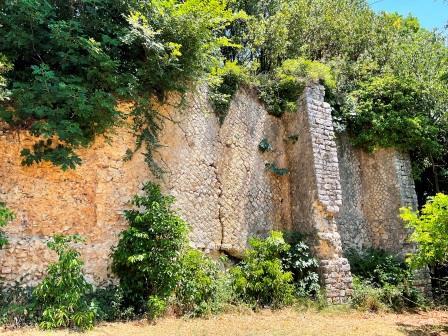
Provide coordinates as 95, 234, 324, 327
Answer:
284, 85, 352, 303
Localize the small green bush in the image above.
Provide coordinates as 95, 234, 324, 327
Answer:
209, 61, 250, 124
146, 295, 168, 321
258, 58, 335, 117
347, 249, 424, 311
281, 234, 320, 298
0, 202, 14, 249
231, 231, 295, 308
0, 286, 36, 328
401, 193, 448, 269
352, 276, 424, 312
351, 277, 386, 312
89, 285, 136, 322
33, 235, 96, 331
346, 248, 408, 287
111, 182, 188, 313
175, 249, 231, 317
401, 194, 448, 303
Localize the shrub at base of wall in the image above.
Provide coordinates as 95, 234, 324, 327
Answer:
347, 249, 425, 311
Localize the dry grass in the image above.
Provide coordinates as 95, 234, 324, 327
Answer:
1, 307, 448, 336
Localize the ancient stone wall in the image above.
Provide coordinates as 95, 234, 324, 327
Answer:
336, 136, 418, 255
0, 87, 292, 286
0, 83, 420, 302
335, 135, 370, 251
284, 86, 352, 303
0, 109, 150, 286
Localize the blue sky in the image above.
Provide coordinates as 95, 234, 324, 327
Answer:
371, 0, 448, 30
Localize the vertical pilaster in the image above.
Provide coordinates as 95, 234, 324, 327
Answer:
284, 84, 352, 303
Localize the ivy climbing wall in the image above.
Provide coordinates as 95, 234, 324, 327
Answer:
0, 84, 419, 302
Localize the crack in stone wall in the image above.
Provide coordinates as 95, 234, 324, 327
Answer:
0, 86, 293, 285
155, 88, 224, 252
155, 87, 292, 255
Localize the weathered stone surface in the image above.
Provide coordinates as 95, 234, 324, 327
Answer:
335, 135, 370, 251
0, 83, 422, 301
0, 87, 292, 285
336, 136, 417, 255
284, 85, 352, 303
155, 87, 292, 255
335, 133, 430, 294
0, 104, 149, 285
217, 88, 292, 255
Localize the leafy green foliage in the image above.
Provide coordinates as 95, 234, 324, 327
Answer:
351, 277, 386, 312
0, 1, 126, 169
281, 235, 320, 297
33, 235, 96, 331
258, 138, 272, 152
346, 248, 409, 287
343, 75, 441, 156
404, 193, 448, 304
230, 0, 448, 189
89, 286, 136, 322
146, 295, 168, 321
0, 0, 241, 171
0, 54, 11, 101
0, 202, 14, 249
0, 286, 36, 328
231, 231, 294, 308
124, 1, 243, 175
1, 0, 447, 191
258, 58, 334, 116
401, 193, 448, 269
351, 276, 424, 312
111, 182, 188, 313
347, 249, 423, 310
2, 285, 136, 328
175, 249, 230, 317
209, 61, 250, 124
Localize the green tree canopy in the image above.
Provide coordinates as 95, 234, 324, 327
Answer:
0, 0, 447, 190
0, 0, 240, 170
228, 0, 448, 191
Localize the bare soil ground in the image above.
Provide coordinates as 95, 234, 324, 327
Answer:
1, 308, 448, 336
